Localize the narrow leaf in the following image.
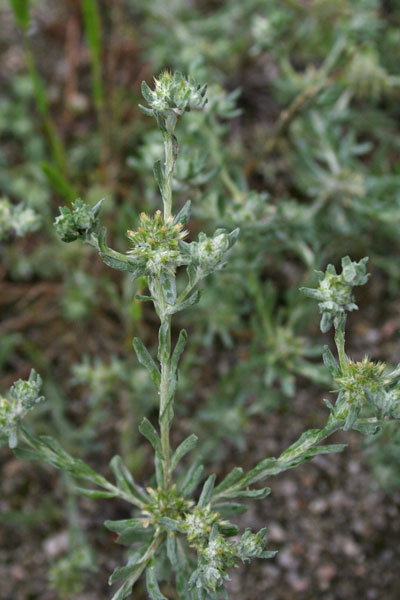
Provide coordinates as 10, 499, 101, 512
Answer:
322, 345, 339, 376
110, 455, 149, 503
41, 161, 77, 202
161, 272, 177, 305
104, 519, 143, 533
146, 562, 167, 600
169, 290, 200, 314
224, 487, 271, 500
213, 502, 248, 517
153, 160, 164, 197
180, 463, 204, 497
197, 474, 216, 508
9, 0, 30, 29
158, 517, 182, 532
214, 467, 244, 494
98, 228, 134, 272
139, 418, 162, 456
174, 200, 192, 227
75, 487, 116, 499
157, 320, 170, 363
166, 533, 178, 566
133, 338, 161, 387
171, 434, 198, 471
171, 329, 187, 374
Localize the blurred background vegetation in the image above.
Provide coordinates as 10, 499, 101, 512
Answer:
1, 0, 400, 598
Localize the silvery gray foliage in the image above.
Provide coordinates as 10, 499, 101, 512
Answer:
301, 256, 369, 332
0, 370, 43, 448
3, 73, 400, 600
0, 197, 41, 241
54, 198, 103, 243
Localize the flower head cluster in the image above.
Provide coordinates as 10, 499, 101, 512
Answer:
140, 71, 207, 117
301, 256, 369, 332
140, 484, 193, 525
188, 521, 276, 595
237, 528, 277, 562
127, 210, 188, 277
181, 228, 239, 279
0, 370, 44, 448
0, 197, 41, 241
182, 506, 223, 544
333, 358, 400, 426
336, 357, 386, 403
189, 527, 236, 593
54, 199, 102, 243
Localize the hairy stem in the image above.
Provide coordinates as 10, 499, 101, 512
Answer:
334, 319, 349, 375
159, 315, 172, 490
163, 134, 174, 220
212, 418, 344, 502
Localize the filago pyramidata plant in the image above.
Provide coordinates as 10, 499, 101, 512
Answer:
2, 71, 400, 600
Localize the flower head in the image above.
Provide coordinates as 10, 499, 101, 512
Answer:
127, 210, 188, 277
54, 199, 102, 243
180, 228, 239, 279
301, 256, 369, 332
140, 71, 207, 118
0, 370, 44, 448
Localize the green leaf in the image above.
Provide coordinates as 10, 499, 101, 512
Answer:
157, 321, 170, 363
344, 403, 361, 431
104, 519, 143, 533
110, 580, 134, 600
308, 444, 347, 456
170, 290, 200, 314
166, 533, 178, 566
155, 451, 164, 488
139, 418, 162, 457
141, 81, 154, 104
197, 474, 216, 508
171, 330, 187, 374
133, 338, 161, 387
98, 228, 134, 272
113, 527, 154, 546
219, 523, 240, 537
214, 467, 244, 494
161, 273, 177, 305
322, 345, 339, 376
213, 502, 248, 517
171, 434, 198, 471
227, 227, 240, 248
82, 0, 101, 58
158, 517, 182, 532
180, 463, 204, 497
146, 562, 167, 600
81, 0, 103, 107
109, 455, 149, 503
138, 104, 154, 117
74, 487, 116, 499
41, 161, 77, 202
9, 0, 30, 30
153, 160, 165, 198
174, 200, 192, 227
223, 487, 271, 500
281, 429, 321, 458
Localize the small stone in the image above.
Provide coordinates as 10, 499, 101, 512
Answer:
43, 531, 69, 557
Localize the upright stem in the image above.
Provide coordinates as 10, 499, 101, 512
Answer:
153, 277, 172, 490
334, 317, 349, 375
159, 315, 172, 490
163, 134, 174, 221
